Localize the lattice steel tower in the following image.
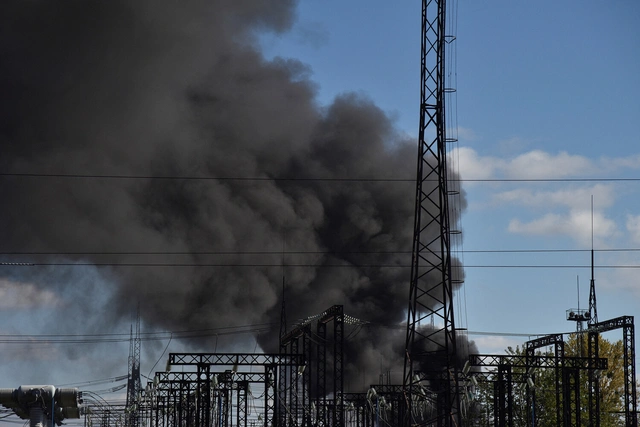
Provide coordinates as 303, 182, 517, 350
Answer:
588, 197, 598, 327
125, 309, 142, 427
403, 0, 461, 426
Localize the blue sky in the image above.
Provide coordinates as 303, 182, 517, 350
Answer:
259, 0, 640, 353
1, 0, 639, 423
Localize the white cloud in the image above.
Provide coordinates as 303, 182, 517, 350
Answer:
508, 209, 617, 247
450, 147, 593, 182
449, 146, 502, 180
451, 145, 640, 248
493, 184, 615, 210
0, 279, 61, 309
452, 147, 640, 181
626, 214, 640, 244
503, 150, 591, 179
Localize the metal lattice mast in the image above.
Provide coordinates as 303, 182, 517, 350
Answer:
587, 196, 600, 427
588, 197, 598, 326
403, 0, 460, 425
126, 308, 142, 427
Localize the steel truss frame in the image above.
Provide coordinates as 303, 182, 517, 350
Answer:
164, 352, 304, 427
588, 315, 637, 427
280, 323, 311, 426
84, 404, 128, 427
525, 334, 565, 427
279, 305, 344, 427
469, 354, 607, 427
403, 0, 460, 426
147, 371, 262, 427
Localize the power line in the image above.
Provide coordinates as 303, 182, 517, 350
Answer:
0, 172, 412, 182
3, 248, 640, 256
2, 262, 640, 268
2, 172, 640, 182
0, 327, 274, 344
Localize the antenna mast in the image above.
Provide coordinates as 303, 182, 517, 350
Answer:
125, 306, 142, 427
588, 196, 598, 325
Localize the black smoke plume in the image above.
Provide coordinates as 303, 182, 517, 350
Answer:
0, 0, 471, 389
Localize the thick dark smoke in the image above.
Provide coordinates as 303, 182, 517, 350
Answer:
0, 0, 471, 389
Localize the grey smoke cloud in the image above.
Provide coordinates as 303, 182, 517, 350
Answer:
0, 0, 470, 390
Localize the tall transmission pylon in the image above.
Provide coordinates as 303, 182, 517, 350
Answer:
403, 0, 461, 425
125, 307, 142, 427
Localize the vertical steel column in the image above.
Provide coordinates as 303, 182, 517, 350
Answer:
236, 381, 248, 427
622, 321, 637, 426
556, 342, 566, 427
170, 382, 178, 427
289, 338, 299, 425
221, 386, 230, 427
177, 381, 185, 427
197, 364, 211, 427
562, 368, 580, 427
333, 306, 344, 427
493, 382, 499, 427
316, 320, 327, 425
301, 325, 311, 427
265, 365, 277, 427
587, 331, 601, 427
279, 346, 288, 427
496, 364, 512, 427
589, 316, 637, 426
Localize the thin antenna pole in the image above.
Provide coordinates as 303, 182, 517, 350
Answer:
591, 196, 594, 287
577, 276, 580, 312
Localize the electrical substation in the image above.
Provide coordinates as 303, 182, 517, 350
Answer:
0, 0, 637, 426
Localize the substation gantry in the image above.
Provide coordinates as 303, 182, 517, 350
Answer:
161, 352, 305, 427
588, 316, 637, 427
467, 354, 608, 427
525, 334, 565, 427
279, 305, 345, 427
146, 371, 268, 427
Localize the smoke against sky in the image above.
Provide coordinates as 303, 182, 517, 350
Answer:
0, 0, 469, 389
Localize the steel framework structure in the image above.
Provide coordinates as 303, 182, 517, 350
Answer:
403, 0, 460, 425
125, 313, 142, 427
525, 334, 565, 427
279, 305, 345, 427
84, 403, 127, 427
588, 316, 637, 427
166, 352, 304, 427
146, 371, 265, 427
468, 354, 608, 427
280, 322, 311, 426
